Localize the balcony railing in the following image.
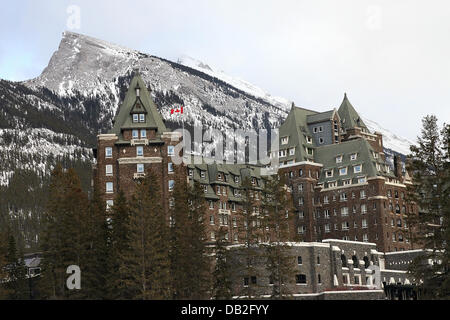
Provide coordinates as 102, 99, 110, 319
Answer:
130, 139, 149, 146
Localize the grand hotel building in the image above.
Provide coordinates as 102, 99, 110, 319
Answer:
93, 72, 418, 253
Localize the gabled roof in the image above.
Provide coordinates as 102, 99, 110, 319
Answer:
278, 105, 317, 162
306, 109, 336, 124
315, 138, 395, 184
109, 71, 167, 137
338, 94, 368, 130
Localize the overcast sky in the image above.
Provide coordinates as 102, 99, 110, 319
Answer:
1, 0, 449, 141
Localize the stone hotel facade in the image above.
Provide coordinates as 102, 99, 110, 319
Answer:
93, 72, 418, 253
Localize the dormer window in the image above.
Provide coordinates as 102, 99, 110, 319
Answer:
354, 165, 362, 173
306, 136, 313, 144
133, 114, 139, 123
350, 153, 357, 161
336, 155, 343, 163
339, 167, 347, 176
139, 114, 145, 123
325, 170, 333, 178
281, 136, 289, 145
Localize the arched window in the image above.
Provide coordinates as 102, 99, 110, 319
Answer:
352, 255, 358, 268
341, 254, 347, 267
363, 256, 370, 268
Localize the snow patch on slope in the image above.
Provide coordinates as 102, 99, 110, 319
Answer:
362, 116, 415, 156
177, 55, 291, 111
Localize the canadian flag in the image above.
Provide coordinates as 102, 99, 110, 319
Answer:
170, 105, 183, 115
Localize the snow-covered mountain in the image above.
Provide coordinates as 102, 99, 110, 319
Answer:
26, 31, 291, 133
24, 31, 414, 155
0, 30, 415, 248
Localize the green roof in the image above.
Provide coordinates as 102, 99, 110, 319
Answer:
337, 94, 368, 130
314, 138, 395, 184
109, 71, 167, 138
278, 105, 317, 162
306, 109, 335, 124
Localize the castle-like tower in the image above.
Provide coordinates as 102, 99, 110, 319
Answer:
276, 94, 418, 252
93, 71, 181, 216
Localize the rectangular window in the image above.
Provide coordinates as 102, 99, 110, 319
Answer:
324, 224, 330, 233
133, 114, 139, 123
168, 162, 174, 173
298, 256, 303, 265
210, 215, 215, 225
168, 180, 174, 191
339, 167, 347, 176
209, 201, 214, 209
342, 221, 350, 230
361, 204, 367, 214
137, 164, 144, 173
105, 147, 112, 158
341, 207, 349, 216
360, 190, 366, 199
340, 193, 347, 201
354, 165, 362, 173
106, 200, 114, 210
358, 176, 366, 184
132, 130, 139, 139
139, 114, 145, 122
362, 219, 368, 228
106, 182, 113, 193
137, 146, 144, 156
296, 274, 307, 284
140, 129, 147, 138
106, 165, 113, 176
168, 145, 175, 156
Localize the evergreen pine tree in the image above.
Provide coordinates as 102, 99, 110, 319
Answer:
169, 170, 192, 299
108, 190, 132, 299
39, 164, 89, 299
81, 184, 110, 299
5, 235, 29, 299
262, 174, 296, 299
235, 176, 261, 298
186, 180, 211, 299
407, 115, 450, 299
122, 170, 171, 299
0, 230, 8, 299
212, 227, 233, 300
